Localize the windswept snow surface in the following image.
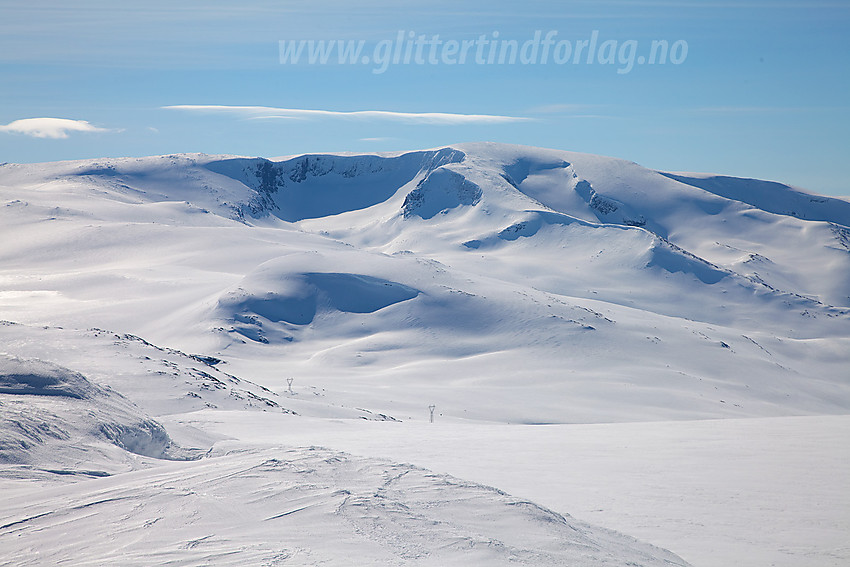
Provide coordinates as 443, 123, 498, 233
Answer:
1, 142, 848, 565
0, 443, 689, 567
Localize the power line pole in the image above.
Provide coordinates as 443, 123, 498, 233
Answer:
428, 404, 436, 423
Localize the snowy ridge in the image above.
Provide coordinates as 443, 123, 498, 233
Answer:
660, 171, 850, 226
206, 147, 465, 221
0, 352, 189, 477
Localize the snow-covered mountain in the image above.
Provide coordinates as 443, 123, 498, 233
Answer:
2, 142, 847, 422
1, 143, 848, 566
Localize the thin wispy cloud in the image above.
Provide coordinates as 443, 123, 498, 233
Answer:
163, 105, 528, 125
691, 106, 830, 114
0, 118, 115, 139
527, 103, 600, 114
525, 103, 615, 120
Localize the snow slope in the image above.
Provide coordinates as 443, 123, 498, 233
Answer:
1, 142, 848, 565
181, 411, 850, 567
0, 443, 689, 567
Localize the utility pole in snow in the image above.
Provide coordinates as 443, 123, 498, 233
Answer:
428, 404, 436, 423
286, 377, 294, 395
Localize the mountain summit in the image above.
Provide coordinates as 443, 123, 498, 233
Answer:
1, 142, 848, 424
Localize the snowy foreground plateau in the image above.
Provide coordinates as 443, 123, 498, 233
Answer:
1, 142, 848, 566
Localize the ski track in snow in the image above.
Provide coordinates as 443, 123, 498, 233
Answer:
0, 444, 690, 566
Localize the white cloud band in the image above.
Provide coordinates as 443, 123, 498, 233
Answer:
163, 105, 528, 125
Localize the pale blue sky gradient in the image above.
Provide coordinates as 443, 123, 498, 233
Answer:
1, 1, 847, 195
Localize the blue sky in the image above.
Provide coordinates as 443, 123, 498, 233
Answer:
1, 0, 848, 195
